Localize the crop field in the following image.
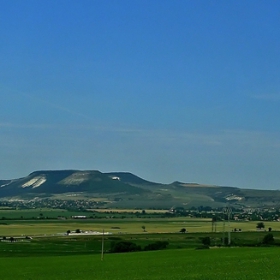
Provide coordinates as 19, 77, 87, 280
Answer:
1, 247, 280, 280
0, 217, 280, 236
1, 212, 280, 279
0, 208, 90, 219
90, 208, 168, 213
2, 230, 280, 257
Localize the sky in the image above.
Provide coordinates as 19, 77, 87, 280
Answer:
1, 0, 280, 189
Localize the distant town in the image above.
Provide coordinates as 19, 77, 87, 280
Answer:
0, 198, 280, 222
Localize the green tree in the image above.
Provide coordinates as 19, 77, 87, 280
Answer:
110, 241, 141, 253
263, 233, 274, 244
256, 222, 265, 229
201, 237, 211, 246
144, 241, 169, 251
180, 228, 187, 233
142, 225, 146, 232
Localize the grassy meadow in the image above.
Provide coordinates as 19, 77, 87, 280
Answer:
1, 229, 280, 257
1, 247, 280, 280
1, 209, 280, 279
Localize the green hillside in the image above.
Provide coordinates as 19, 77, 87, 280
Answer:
0, 170, 148, 198
1, 170, 280, 209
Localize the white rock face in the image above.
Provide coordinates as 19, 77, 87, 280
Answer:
22, 176, 47, 188
59, 172, 90, 185
1, 181, 13, 188
225, 194, 243, 201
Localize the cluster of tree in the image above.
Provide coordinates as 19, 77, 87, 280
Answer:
110, 241, 141, 253
201, 236, 211, 246
143, 241, 169, 251
197, 232, 276, 248
263, 233, 274, 245
256, 222, 272, 232
110, 240, 169, 253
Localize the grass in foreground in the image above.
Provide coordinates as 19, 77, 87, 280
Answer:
1, 247, 280, 280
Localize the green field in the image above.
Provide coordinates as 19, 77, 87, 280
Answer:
1, 213, 280, 279
0, 208, 89, 219
1, 247, 280, 279
0, 217, 279, 236
1, 229, 280, 257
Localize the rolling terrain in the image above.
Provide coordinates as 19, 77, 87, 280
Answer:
1, 170, 280, 209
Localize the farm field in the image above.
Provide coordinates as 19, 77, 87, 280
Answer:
0, 217, 279, 236
2, 230, 280, 257
1, 213, 280, 279
1, 247, 280, 280
0, 208, 90, 219
89, 208, 168, 213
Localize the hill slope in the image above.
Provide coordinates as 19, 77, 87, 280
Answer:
1, 170, 280, 209
0, 170, 147, 198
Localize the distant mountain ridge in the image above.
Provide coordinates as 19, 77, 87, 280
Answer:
0, 170, 147, 197
1, 170, 280, 208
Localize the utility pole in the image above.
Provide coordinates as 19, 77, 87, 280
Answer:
222, 208, 226, 246
101, 229, 104, 261
227, 207, 232, 245
212, 216, 217, 232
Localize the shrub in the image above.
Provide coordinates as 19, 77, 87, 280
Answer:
110, 241, 141, 253
144, 241, 169, 251
263, 233, 274, 245
201, 237, 211, 246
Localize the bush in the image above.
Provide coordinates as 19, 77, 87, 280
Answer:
110, 241, 141, 253
144, 241, 169, 251
263, 233, 274, 245
201, 237, 211, 246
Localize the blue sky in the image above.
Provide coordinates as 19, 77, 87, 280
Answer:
1, 0, 280, 189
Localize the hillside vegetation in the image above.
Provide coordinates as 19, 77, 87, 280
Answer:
1, 170, 280, 209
